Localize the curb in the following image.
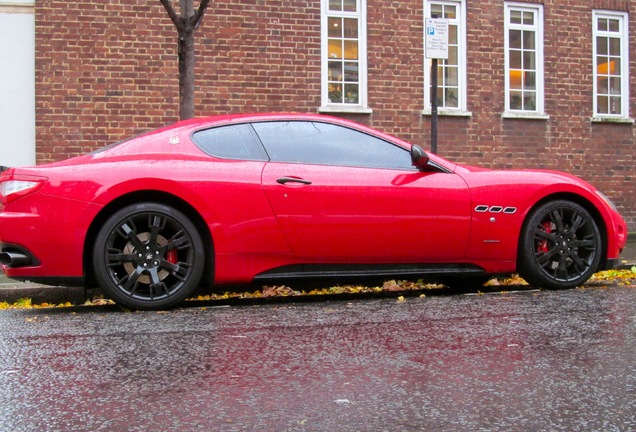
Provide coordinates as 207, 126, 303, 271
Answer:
1, 260, 634, 306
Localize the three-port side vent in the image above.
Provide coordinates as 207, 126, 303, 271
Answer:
475, 205, 517, 214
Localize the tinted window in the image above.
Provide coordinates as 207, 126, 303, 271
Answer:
192, 124, 268, 161
251, 121, 414, 170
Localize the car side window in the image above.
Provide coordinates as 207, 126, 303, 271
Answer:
251, 121, 415, 170
192, 124, 268, 161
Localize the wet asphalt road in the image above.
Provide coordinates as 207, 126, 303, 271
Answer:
1, 286, 635, 432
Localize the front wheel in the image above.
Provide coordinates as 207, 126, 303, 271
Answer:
518, 200, 602, 289
92, 203, 205, 310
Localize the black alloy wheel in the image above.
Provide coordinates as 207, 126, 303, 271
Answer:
518, 200, 602, 289
93, 203, 205, 310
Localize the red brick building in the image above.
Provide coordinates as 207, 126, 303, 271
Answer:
35, 0, 636, 230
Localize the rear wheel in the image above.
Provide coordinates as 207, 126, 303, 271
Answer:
518, 200, 602, 289
92, 203, 204, 310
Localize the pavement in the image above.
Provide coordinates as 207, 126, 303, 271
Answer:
1, 237, 635, 305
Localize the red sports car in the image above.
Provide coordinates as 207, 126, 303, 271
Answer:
0, 113, 628, 309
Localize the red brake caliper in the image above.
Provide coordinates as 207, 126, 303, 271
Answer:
537, 221, 552, 253
166, 249, 178, 264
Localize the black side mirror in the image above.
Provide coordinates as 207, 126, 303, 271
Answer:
411, 144, 430, 170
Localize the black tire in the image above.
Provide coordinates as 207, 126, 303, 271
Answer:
518, 200, 602, 289
92, 203, 205, 310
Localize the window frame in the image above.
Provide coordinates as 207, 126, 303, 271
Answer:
422, 0, 469, 116
592, 10, 631, 122
503, 2, 547, 119
319, 0, 371, 114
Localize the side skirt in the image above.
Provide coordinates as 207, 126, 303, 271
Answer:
253, 263, 486, 282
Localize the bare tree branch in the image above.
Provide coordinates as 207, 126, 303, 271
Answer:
191, 0, 211, 30
159, 0, 182, 30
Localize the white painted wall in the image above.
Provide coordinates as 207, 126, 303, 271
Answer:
0, 1, 35, 167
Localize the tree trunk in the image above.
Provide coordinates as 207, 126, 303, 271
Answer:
178, 29, 196, 120
159, 0, 210, 120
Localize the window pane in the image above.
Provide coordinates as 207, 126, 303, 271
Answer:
524, 92, 536, 110
611, 58, 621, 75
328, 18, 342, 38
510, 10, 522, 24
597, 96, 609, 113
610, 77, 621, 94
608, 19, 619, 32
192, 124, 267, 161
431, 4, 443, 17
343, 84, 359, 103
509, 30, 521, 49
343, 40, 358, 59
510, 70, 522, 89
328, 39, 342, 59
597, 77, 609, 94
609, 38, 620, 56
329, 61, 343, 80
444, 5, 456, 19
609, 97, 621, 114
597, 18, 608, 32
510, 91, 522, 109
252, 121, 412, 170
343, 18, 358, 38
522, 30, 535, 49
448, 45, 458, 64
524, 71, 536, 90
523, 11, 534, 25
344, 62, 358, 82
445, 66, 458, 86
445, 88, 458, 107
509, 50, 522, 69
343, 0, 356, 12
523, 51, 535, 70
448, 25, 457, 45
596, 36, 608, 55
329, 85, 343, 103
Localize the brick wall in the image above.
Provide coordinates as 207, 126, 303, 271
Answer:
36, 0, 636, 231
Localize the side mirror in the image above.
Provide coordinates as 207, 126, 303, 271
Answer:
411, 144, 430, 170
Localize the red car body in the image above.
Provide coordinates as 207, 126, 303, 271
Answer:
0, 113, 627, 309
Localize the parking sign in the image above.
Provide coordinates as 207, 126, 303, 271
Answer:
425, 18, 449, 59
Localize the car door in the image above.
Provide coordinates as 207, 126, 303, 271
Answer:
254, 121, 472, 263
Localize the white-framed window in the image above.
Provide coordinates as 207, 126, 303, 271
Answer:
423, 0, 468, 115
504, 2, 546, 118
592, 10, 630, 120
320, 0, 370, 113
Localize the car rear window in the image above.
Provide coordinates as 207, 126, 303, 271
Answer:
192, 124, 268, 161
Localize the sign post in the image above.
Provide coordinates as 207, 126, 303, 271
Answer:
425, 17, 449, 155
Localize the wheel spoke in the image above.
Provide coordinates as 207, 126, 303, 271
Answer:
568, 212, 585, 234
105, 248, 137, 266
118, 220, 144, 250
148, 214, 167, 248
162, 229, 191, 251
119, 269, 142, 293
550, 209, 566, 235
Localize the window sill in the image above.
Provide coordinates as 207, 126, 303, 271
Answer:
318, 105, 373, 114
501, 112, 550, 120
591, 116, 635, 124
421, 109, 472, 117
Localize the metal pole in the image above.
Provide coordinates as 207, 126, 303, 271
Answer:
429, 13, 439, 154
431, 58, 438, 154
